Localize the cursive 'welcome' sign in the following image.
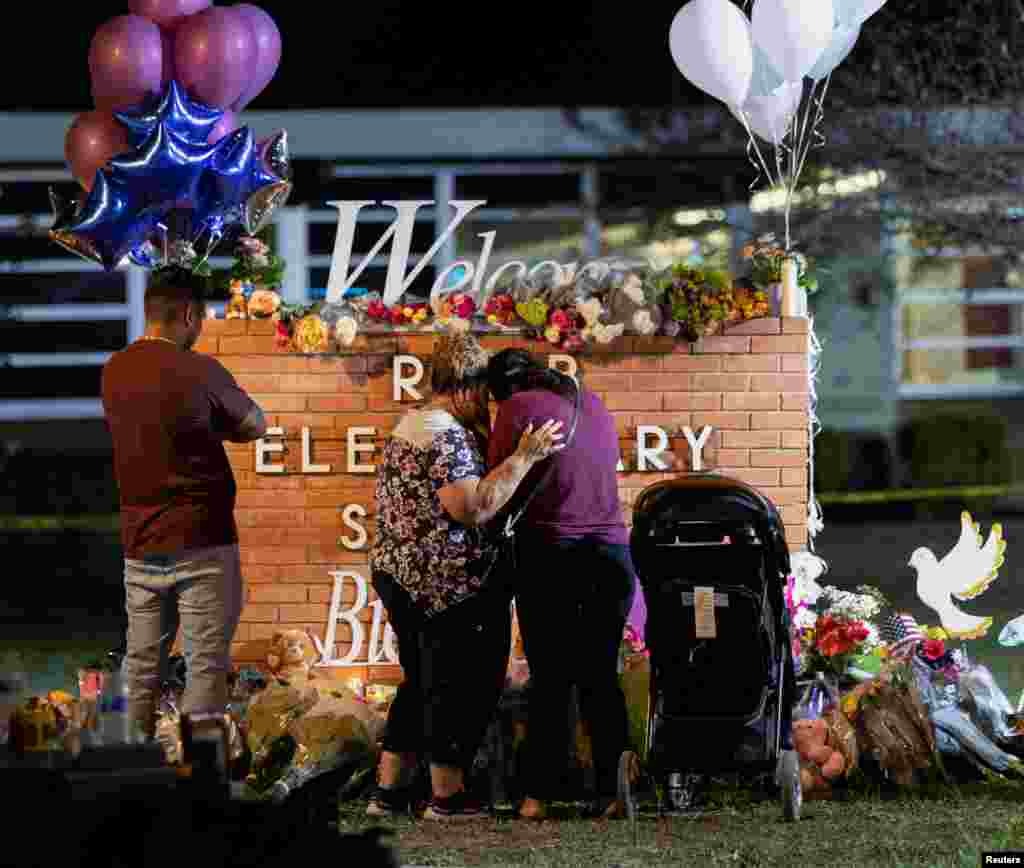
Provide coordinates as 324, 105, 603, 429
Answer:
325, 200, 614, 307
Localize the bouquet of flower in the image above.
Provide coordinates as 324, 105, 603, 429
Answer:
484, 293, 517, 326
791, 583, 888, 680
541, 305, 587, 352
433, 292, 477, 329
658, 265, 735, 341
210, 233, 287, 298
366, 299, 429, 327
740, 233, 818, 294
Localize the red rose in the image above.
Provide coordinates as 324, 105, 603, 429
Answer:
922, 639, 945, 661
550, 309, 572, 330
367, 300, 387, 319
454, 296, 476, 318
389, 307, 406, 325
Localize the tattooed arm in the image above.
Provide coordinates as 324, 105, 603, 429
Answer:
437, 419, 564, 527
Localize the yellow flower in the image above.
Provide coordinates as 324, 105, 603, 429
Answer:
925, 626, 948, 641
293, 315, 329, 354
402, 306, 415, 318
413, 309, 428, 322
841, 694, 859, 717
487, 314, 499, 325
544, 325, 561, 344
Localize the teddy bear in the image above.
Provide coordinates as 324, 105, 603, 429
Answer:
792, 716, 847, 798
266, 629, 319, 685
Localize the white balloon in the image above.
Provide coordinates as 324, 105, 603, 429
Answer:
669, 0, 753, 108
806, 23, 860, 81
834, 0, 886, 28
733, 81, 804, 144
743, 15, 786, 99
752, 0, 835, 83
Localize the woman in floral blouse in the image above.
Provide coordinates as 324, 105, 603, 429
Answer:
367, 333, 564, 821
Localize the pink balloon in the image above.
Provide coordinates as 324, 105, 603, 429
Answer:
174, 7, 253, 109
88, 15, 164, 113
208, 111, 239, 144
160, 29, 176, 88
128, 0, 212, 30
229, 4, 282, 111
64, 112, 131, 192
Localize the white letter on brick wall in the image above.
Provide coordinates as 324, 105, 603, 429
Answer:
393, 355, 424, 401
369, 598, 399, 665
315, 570, 368, 666
548, 354, 578, 380
637, 425, 670, 471
339, 504, 368, 550
683, 425, 713, 471
255, 427, 284, 474
347, 427, 377, 473
302, 426, 330, 473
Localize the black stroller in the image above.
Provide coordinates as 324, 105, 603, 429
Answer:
623, 473, 802, 821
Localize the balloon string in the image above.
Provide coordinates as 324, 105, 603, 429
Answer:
736, 110, 778, 189
794, 72, 831, 194
745, 136, 763, 193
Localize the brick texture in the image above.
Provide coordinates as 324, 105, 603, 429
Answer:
207, 318, 810, 666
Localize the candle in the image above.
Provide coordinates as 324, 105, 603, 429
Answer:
780, 257, 804, 318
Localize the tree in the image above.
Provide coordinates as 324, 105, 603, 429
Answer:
565, 0, 1024, 264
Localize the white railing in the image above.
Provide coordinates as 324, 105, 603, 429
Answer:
0, 159, 616, 421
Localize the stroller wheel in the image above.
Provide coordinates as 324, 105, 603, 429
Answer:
617, 750, 641, 822
777, 750, 802, 822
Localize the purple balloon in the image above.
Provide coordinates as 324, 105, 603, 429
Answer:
174, 7, 253, 109
88, 15, 164, 113
208, 110, 239, 144
229, 4, 282, 112
160, 29, 176, 89
128, 0, 212, 30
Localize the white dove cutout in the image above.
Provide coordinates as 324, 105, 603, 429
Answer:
999, 613, 1024, 648
909, 511, 1006, 640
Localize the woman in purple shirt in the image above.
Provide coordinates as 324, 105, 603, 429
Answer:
486, 348, 638, 820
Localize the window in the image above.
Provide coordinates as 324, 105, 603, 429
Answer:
894, 254, 1024, 397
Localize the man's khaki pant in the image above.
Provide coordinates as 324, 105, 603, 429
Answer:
123, 544, 243, 737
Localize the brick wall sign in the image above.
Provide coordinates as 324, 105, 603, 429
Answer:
198, 317, 810, 684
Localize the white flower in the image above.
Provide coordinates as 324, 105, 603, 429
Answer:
794, 608, 817, 630
336, 316, 358, 347
593, 322, 625, 344
578, 298, 603, 327
622, 273, 645, 305
633, 309, 656, 335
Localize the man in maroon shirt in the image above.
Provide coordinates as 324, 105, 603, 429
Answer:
101, 266, 266, 739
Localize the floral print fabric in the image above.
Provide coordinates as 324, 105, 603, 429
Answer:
371, 411, 496, 618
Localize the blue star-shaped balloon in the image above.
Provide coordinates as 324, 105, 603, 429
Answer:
59, 121, 223, 270
50, 79, 293, 272
115, 80, 224, 149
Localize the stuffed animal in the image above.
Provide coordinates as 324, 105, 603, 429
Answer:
266, 629, 318, 684
226, 280, 249, 319
606, 272, 663, 336
792, 716, 847, 797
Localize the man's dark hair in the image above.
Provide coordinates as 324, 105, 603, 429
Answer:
485, 348, 576, 402
145, 266, 209, 325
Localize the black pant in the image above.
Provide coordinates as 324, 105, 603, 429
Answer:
514, 537, 635, 800
372, 571, 511, 772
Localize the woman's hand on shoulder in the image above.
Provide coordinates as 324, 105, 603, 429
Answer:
514, 419, 565, 463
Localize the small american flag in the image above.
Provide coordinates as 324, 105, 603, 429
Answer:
880, 612, 924, 658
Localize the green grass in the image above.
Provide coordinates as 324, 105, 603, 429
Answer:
336, 781, 1024, 867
